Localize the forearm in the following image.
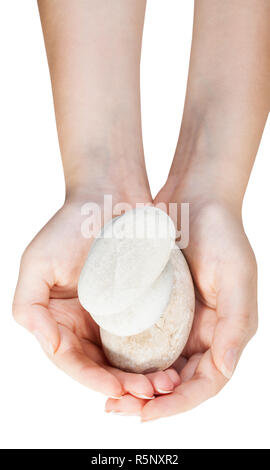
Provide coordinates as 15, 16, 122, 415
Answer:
37, 0, 148, 200
170, 0, 270, 211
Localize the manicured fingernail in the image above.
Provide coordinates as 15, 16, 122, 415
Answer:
106, 410, 130, 416
131, 393, 155, 400
155, 388, 173, 394
141, 417, 156, 423
221, 349, 239, 379
109, 395, 123, 399
33, 330, 54, 356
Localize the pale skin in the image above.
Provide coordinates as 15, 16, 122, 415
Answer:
13, 0, 270, 420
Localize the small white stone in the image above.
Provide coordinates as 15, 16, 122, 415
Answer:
78, 206, 175, 317
91, 260, 174, 336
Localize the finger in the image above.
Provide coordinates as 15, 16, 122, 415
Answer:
82, 337, 162, 398
141, 350, 227, 421
180, 353, 202, 382
164, 368, 181, 387
105, 394, 147, 416
182, 299, 216, 357
172, 355, 188, 373
80, 337, 107, 364
212, 260, 258, 379
53, 325, 123, 397
105, 367, 154, 400
12, 251, 60, 354
146, 370, 175, 394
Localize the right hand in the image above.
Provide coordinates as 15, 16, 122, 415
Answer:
13, 200, 181, 402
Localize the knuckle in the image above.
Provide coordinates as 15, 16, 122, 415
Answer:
237, 311, 258, 341
199, 373, 220, 398
137, 373, 146, 381
12, 301, 23, 325
20, 245, 32, 266
244, 252, 257, 282
209, 376, 222, 397
249, 315, 258, 339
238, 311, 251, 330
212, 385, 220, 398
12, 302, 18, 321
237, 247, 257, 285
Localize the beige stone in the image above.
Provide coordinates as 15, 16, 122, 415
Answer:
100, 247, 195, 373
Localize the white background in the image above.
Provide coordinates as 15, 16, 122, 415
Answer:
0, 0, 269, 450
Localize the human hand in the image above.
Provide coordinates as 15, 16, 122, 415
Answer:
13, 198, 181, 401
105, 194, 258, 419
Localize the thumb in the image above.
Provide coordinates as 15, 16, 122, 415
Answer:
13, 250, 60, 355
211, 261, 258, 379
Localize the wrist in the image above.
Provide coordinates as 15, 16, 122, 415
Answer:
166, 166, 243, 217
168, 107, 250, 214
64, 164, 152, 208
64, 147, 151, 205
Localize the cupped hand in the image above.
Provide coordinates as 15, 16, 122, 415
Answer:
13, 199, 181, 401
105, 195, 258, 419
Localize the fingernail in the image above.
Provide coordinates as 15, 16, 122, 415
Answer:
141, 417, 157, 423
106, 410, 130, 416
109, 395, 123, 400
33, 330, 54, 356
221, 348, 239, 379
155, 388, 173, 394
131, 393, 155, 400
